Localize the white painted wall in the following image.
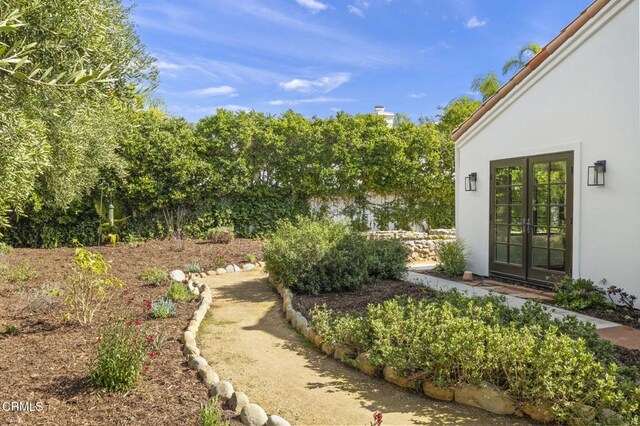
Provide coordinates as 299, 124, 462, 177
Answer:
456, 0, 640, 296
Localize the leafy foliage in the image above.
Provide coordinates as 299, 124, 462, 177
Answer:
434, 240, 468, 276
139, 267, 168, 286
150, 299, 177, 319
554, 276, 611, 311
310, 294, 640, 421
89, 320, 153, 392
199, 397, 230, 426
65, 248, 122, 325
207, 227, 234, 244
0, 260, 37, 282
0, 0, 156, 235
266, 218, 408, 294
165, 282, 195, 303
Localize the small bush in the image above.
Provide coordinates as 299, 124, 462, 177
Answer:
212, 257, 227, 269
199, 396, 230, 426
166, 282, 195, 302
185, 263, 202, 273
66, 248, 122, 325
299, 234, 406, 294
4, 324, 17, 335
89, 320, 152, 392
0, 242, 13, 255
264, 217, 348, 290
246, 253, 257, 264
265, 218, 408, 294
150, 298, 177, 318
140, 267, 168, 286
554, 276, 611, 311
207, 226, 234, 244
434, 240, 467, 276
23, 283, 62, 313
1, 261, 37, 282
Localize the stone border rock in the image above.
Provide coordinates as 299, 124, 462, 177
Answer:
176, 267, 291, 426
271, 278, 616, 425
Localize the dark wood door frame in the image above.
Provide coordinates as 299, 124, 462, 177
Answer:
489, 151, 573, 287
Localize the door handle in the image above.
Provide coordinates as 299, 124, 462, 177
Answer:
524, 218, 532, 234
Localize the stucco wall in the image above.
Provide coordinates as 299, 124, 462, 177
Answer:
456, 0, 640, 295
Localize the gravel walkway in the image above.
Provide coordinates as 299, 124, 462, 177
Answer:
198, 270, 536, 426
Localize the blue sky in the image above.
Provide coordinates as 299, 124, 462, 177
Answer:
130, 0, 591, 123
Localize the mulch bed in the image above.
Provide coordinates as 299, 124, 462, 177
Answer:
0, 238, 261, 425
293, 280, 437, 318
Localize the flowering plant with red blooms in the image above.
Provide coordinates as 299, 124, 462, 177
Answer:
144, 300, 152, 310
89, 319, 154, 392
370, 411, 383, 426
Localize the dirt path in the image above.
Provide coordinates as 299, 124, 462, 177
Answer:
198, 271, 536, 426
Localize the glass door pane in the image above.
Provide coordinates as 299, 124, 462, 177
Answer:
527, 154, 572, 282
490, 159, 527, 279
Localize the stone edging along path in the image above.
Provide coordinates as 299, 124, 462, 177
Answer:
272, 278, 626, 425
179, 268, 292, 426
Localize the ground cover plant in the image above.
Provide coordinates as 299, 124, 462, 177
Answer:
139, 267, 169, 286
305, 285, 640, 424
166, 282, 196, 302
264, 217, 409, 294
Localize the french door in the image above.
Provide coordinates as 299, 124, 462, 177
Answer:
489, 152, 573, 286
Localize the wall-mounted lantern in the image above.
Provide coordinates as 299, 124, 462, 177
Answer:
465, 172, 478, 192
587, 160, 606, 187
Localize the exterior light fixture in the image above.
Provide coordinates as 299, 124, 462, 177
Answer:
108, 203, 115, 227
465, 172, 478, 192
587, 160, 606, 187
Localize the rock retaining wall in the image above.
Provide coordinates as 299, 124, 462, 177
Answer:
365, 229, 456, 262
179, 267, 291, 426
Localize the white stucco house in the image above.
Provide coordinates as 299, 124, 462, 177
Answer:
454, 0, 640, 297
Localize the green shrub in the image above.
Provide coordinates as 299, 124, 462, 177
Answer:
150, 299, 177, 318
4, 324, 17, 335
207, 226, 234, 244
264, 217, 348, 290
89, 320, 152, 392
554, 276, 611, 311
0, 242, 13, 255
0, 261, 37, 282
311, 295, 640, 421
199, 396, 230, 426
66, 248, 122, 325
185, 263, 202, 273
139, 267, 168, 286
434, 240, 468, 276
310, 305, 372, 353
246, 253, 257, 264
211, 257, 227, 269
166, 282, 195, 302
265, 218, 408, 294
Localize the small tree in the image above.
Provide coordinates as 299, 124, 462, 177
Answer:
66, 248, 122, 325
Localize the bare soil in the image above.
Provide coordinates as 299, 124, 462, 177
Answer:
294, 279, 436, 317
0, 238, 261, 425
199, 271, 535, 426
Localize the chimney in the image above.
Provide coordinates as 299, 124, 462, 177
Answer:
374, 105, 385, 113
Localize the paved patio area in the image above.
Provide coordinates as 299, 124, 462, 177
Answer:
406, 269, 640, 350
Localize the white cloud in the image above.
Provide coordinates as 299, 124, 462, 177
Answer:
408, 92, 427, 99
185, 85, 238, 97
269, 96, 356, 106
280, 72, 351, 93
295, 0, 328, 12
348, 5, 365, 17
465, 16, 487, 29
